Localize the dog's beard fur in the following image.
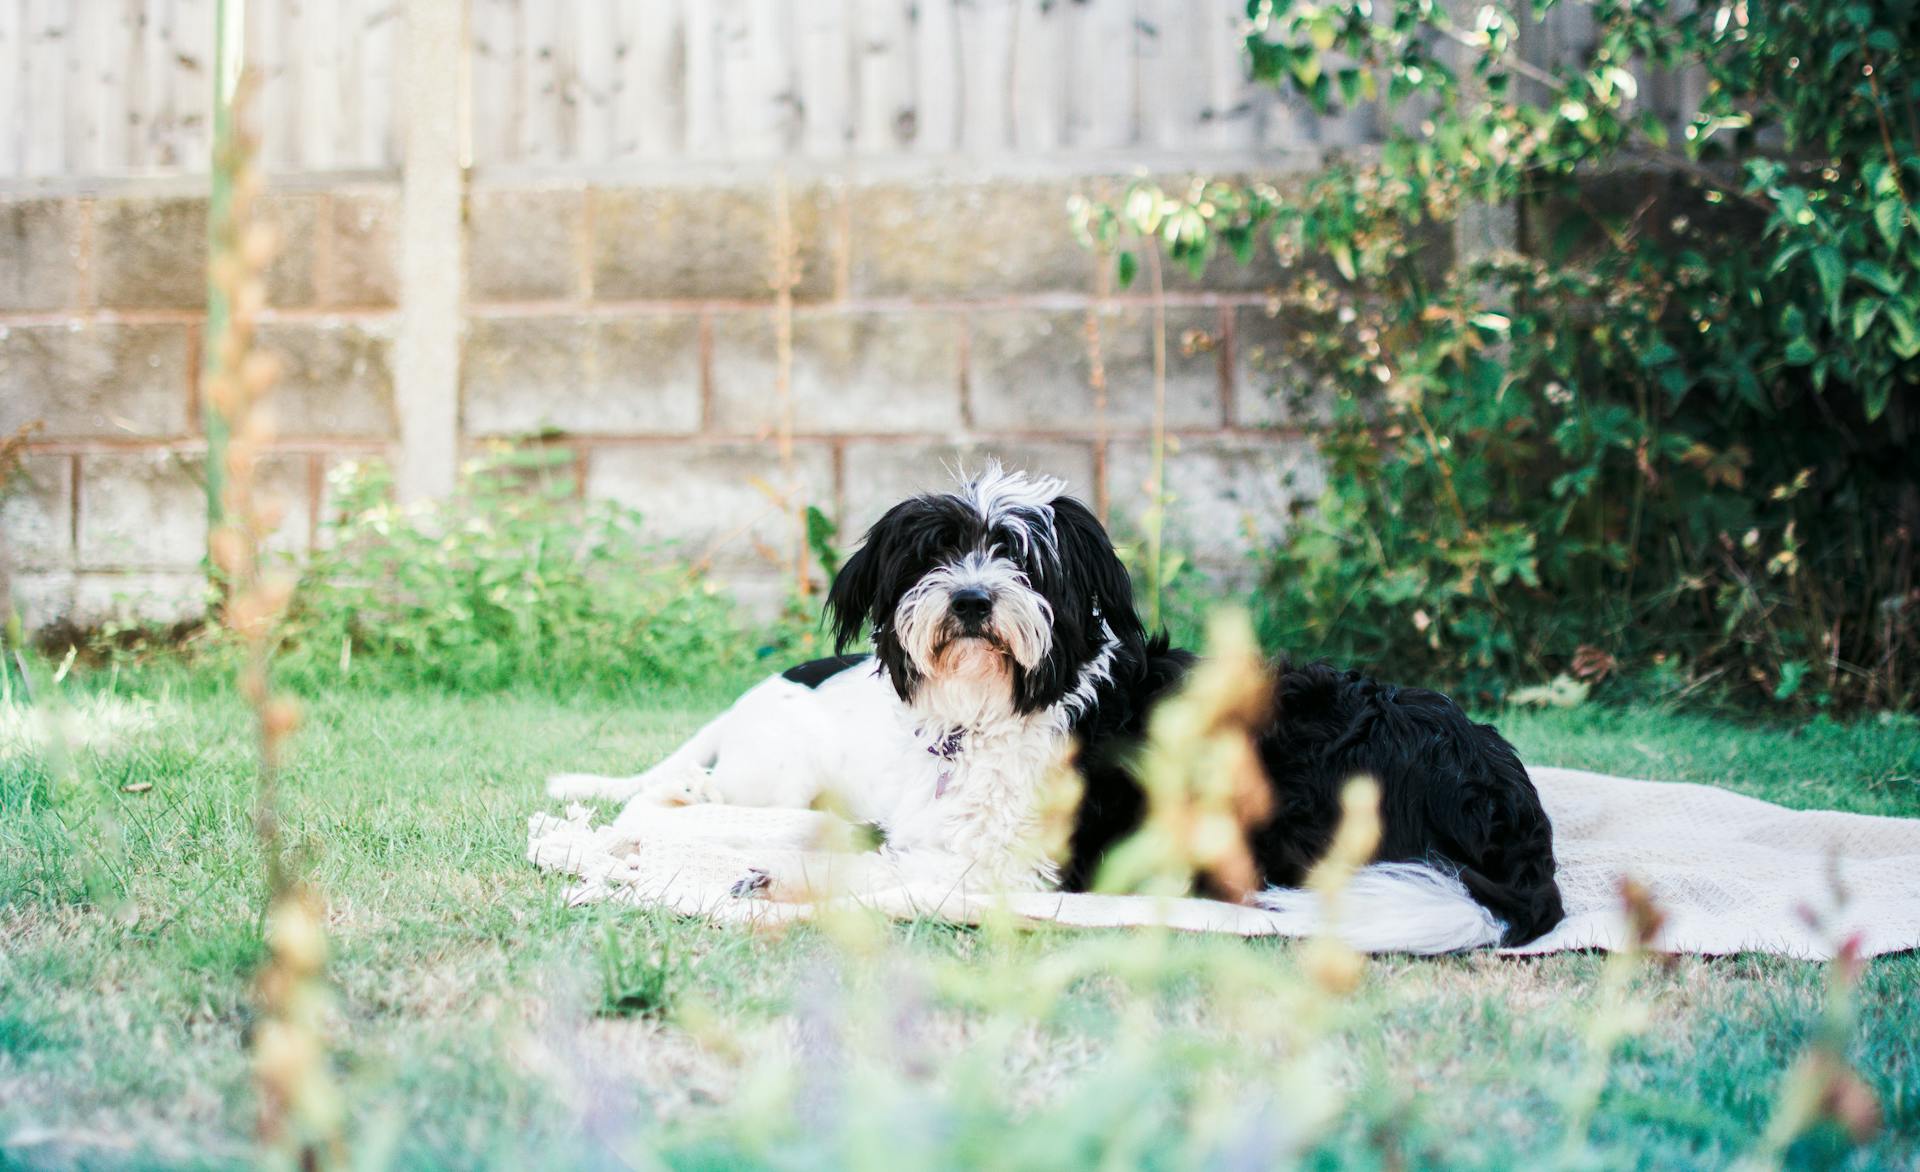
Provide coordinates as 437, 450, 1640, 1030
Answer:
892, 549, 1053, 728
914, 637, 1016, 729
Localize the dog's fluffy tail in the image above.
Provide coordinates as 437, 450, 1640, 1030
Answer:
1247, 862, 1506, 954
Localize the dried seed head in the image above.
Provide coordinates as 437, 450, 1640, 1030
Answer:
241, 351, 282, 399
210, 525, 249, 577
263, 697, 301, 741
211, 253, 244, 296
267, 893, 328, 974
1824, 1068, 1883, 1144
253, 1018, 320, 1097
239, 666, 268, 704
1619, 876, 1666, 950
207, 373, 244, 417
235, 279, 266, 323
241, 222, 279, 269
252, 496, 288, 534
1301, 936, 1366, 996
239, 406, 277, 448
234, 167, 263, 212
255, 572, 296, 617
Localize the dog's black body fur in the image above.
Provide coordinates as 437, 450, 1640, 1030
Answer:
1060, 643, 1564, 945
818, 482, 1565, 947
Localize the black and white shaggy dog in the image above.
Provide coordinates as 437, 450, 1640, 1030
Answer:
550, 465, 1563, 952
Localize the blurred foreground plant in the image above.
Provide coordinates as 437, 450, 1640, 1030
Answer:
1738, 880, 1883, 1169
1556, 876, 1665, 1165
202, 70, 343, 1169
1097, 608, 1275, 900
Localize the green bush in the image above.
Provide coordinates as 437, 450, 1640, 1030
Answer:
1081, 0, 1919, 709
277, 448, 760, 694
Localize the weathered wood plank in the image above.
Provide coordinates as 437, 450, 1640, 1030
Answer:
794, 0, 851, 157
519, 0, 562, 163
851, 0, 911, 154
298, 0, 340, 170
681, 0, 720, 156
572, 0, 618, 164
359, 0, 398, 167
1065, 0, 1137, 149
250, 0, 295, 170
23, 0, 68, 175
1195, 0, 1257, 152
715, 0, 792, 159
1008, 0, 1063, 153
911, 0, 959, 153
467, 0, 518, 168
1136, 0, 1202, 152
71, 0, 119, 173
617, 0, 683, 160
956, 0, 1016, 154
0, 0, 22, 176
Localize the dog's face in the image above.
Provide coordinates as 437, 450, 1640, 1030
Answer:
827, 465, 1145, 720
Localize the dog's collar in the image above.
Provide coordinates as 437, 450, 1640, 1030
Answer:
924, 728, 966, 760
921, 727, 965, 798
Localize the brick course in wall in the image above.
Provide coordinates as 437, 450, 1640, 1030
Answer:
2, 172, 1327, 630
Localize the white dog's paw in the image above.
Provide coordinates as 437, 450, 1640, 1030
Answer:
729, 868, 772, 899
546, 772, 617, 801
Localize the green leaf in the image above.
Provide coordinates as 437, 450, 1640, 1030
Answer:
1865, 380, 1892, 421
1307, 13, 1337, 51
1639, 340, 1680, 367
1337, 68, 1364, 107
1292, 49, 1323, 88
1773, 660, 1808, 702
1874, 198, 1904, 249
1889, 304, 1920, 359
1116, 250, 1139, 290
1811, 246, 1844, 314
1330, 241, 1357, 281
1851, 259, 1904, 296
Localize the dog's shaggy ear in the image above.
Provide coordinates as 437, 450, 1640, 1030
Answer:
827, 500, 927, 701
1049, 496, 1146, 646
826, 537, 883, 653
826, 497, 925, 654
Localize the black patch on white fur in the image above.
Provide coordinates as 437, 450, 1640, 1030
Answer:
781, 654, 872, 690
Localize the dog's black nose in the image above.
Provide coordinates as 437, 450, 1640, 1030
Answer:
950, 586, 993, 625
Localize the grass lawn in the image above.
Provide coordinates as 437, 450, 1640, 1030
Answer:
2, 671, 1916, 1170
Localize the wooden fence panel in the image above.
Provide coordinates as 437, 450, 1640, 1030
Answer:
0, 0, 1702, 181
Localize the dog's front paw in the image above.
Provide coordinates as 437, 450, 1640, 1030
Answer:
730, 868, 772, 899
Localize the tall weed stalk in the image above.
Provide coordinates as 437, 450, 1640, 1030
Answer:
203, 70, 343, 1168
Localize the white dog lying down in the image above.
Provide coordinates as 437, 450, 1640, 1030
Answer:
548, 659, 1070, 905
542, 466, 1565, 955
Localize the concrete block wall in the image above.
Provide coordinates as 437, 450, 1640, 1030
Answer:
2, 172, 1330, 630
1, 185, 398, 628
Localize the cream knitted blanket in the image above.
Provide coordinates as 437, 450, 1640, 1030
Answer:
526, 766, 1920, 959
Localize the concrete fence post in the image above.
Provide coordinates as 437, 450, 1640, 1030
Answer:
394, 0, 465, 501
